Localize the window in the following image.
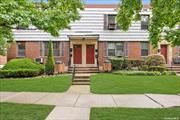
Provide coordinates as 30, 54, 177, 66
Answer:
17, 42, 25, 57
104, 14, 120, 30
141, 42, 149, 56
141, 15, 149, 30
178, 46, 180, 56
107, 42, 127, 57
41, 42, 64, 56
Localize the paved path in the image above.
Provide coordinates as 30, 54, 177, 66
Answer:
1, 86, 180, 120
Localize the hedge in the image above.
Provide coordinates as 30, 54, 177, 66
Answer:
0, 69, 40, 78
113, 71, 161, 76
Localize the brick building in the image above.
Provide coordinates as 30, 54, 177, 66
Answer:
7, 4, 180, 71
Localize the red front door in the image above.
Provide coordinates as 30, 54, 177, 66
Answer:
86, 45, 95, 64
161, 45, 168, 63
73, 45, 82, 64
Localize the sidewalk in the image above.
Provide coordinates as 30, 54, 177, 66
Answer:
1, 86, 180, 120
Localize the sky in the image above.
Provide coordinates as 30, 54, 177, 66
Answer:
85, 0, 150, 4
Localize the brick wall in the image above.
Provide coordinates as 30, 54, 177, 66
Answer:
26, 42, 41, 59
7, 41, 70, 66
7, 42, 17, 60
98, 41, 108, 66
127, 42, 141, 59
172, 46, 179, 58
0, 56, 7, 65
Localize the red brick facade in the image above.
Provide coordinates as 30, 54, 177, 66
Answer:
6, 41, 178, 67
7, 41, 70, 66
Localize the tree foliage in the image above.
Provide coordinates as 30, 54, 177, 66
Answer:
0, 0, 84, 55
117, 0, 180, 47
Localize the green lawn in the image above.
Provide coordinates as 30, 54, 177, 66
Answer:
0, 75, 71, 92
91, 74, 180, 94
0, 102, 54, 120
90, 107, 180, 120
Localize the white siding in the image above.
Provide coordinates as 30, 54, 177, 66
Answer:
13, 8, 150, 42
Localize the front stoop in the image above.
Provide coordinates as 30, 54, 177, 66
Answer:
69, 67, 99, 85
167, 66, 180, 74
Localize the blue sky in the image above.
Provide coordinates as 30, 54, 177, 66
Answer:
85, 0, 150, 4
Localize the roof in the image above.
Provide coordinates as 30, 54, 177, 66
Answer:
85, 4, 151, 9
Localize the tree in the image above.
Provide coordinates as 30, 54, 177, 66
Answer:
45, 40, 55, 75
0, 0, 84, 55
117, 0, 180, 48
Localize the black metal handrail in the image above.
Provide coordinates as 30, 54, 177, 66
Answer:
72, 65, 76, 81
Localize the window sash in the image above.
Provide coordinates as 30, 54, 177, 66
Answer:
107, 42, 125, 56
41, 42, 63, 57
141, 15, 149, 30
141, 42, 149, 56
18, 43, 25, 57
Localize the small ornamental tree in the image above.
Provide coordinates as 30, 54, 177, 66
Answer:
45, 40, 55, 75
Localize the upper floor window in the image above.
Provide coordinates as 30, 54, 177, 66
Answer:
41, 41, 64, 57
104, 14, 120, 30
141, 15, 149, 30
107, 42, 127, 57
17, 42, 26, 57
141, 42, 149, 56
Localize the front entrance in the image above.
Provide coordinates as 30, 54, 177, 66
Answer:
73, 45, 82, 64
86, 45, 95, 64
161, 45, 168, 63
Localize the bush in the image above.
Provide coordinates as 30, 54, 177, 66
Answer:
162, 71, 177, 76
113, 71, 161, 76
45, 40, 55, 75
125, 59, 144, 70
148, 66, 167, 72
0, 69, 40, 78
145, 54, 166, 67
109, 57, 126, 70
2, 58, 44, 74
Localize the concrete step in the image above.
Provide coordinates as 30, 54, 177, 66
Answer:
72, 81, 90, 85
69, 67, 99, 71
69, 71, 99, 73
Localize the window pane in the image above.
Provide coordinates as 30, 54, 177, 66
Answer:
141, 15, 149, 30
108, 15, 115, 24
116, 42, 124, 56
108, 49, 115, 56
18, 43, 25, 57
141, 42, 149, 56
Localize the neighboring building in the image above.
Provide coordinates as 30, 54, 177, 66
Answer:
7, 4, 180, 71
0, 55, 7, 68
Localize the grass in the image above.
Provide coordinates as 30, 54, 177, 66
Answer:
0, 75, 71, 92
91, 74, 180, 94
90, 107, 180, 120
0, 102, 54, 120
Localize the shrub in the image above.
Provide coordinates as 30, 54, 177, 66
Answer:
109, 57, 126, 70
148, 66, 167, 72
2, 58, 44, 74
0, 69, 40, 78
125, 59, 144, 70
45, 40, 55, 75
145, 54, 166, 67
113, 71, 161, 76
162, 71, 177, 76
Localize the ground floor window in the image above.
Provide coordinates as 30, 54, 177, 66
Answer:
178, 46, 180, 56
17, 42, 25, 57
141, 42, 149, 56
107, 42, 128, 57
40, 41, 64, 57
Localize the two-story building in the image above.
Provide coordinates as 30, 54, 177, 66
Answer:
7, 4, 180, 71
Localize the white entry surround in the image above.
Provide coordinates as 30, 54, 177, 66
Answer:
69, 35, 99, 67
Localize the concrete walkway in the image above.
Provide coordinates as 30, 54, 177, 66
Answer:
1, 86, 180, 120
